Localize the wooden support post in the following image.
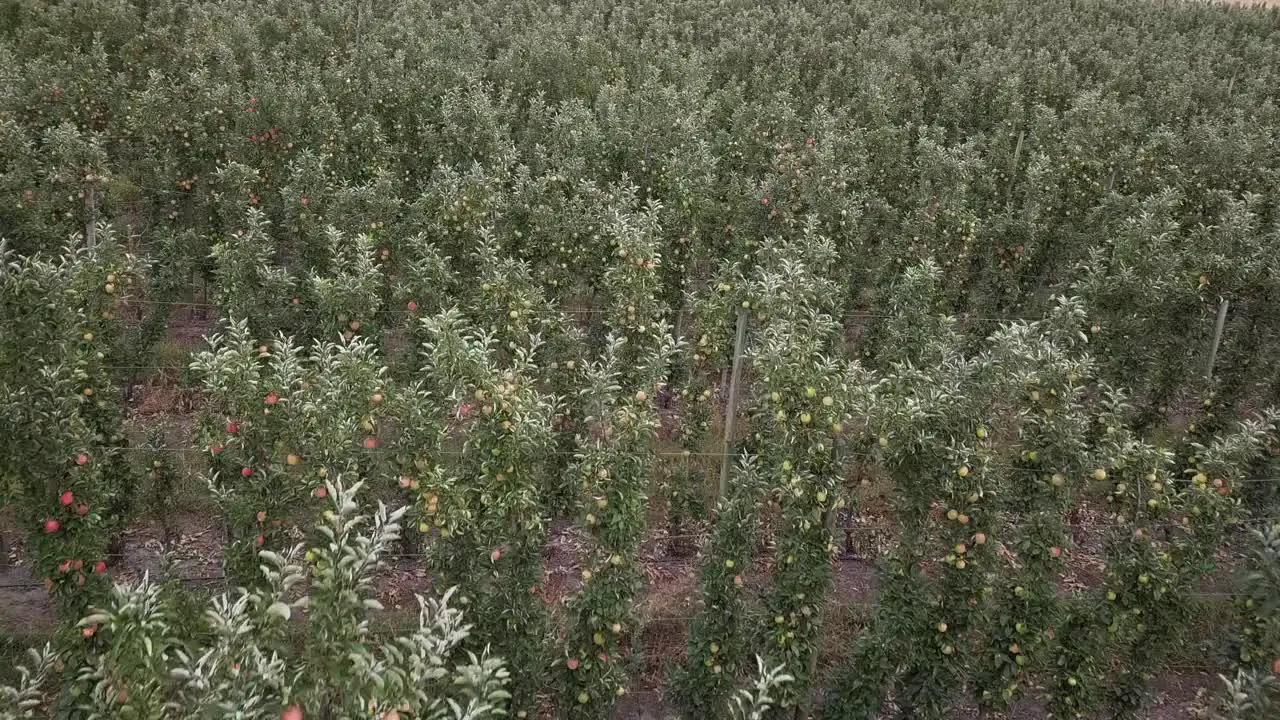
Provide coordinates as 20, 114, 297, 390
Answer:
719, 308, 749, 501
84, 186, 97, 249
1206, 298, 1229, 379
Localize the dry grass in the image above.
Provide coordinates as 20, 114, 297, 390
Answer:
1214, 0, 1280, 7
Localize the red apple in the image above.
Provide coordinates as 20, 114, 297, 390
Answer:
362, 437, 378, 449
43, 519, 60, 534
265, 392, 279, 405
210, 444, 223, 455
406, 300, 418, 312
226, 421, 239, 434
314, 487, 327, 498
73, 559, 83, 571
93, 561, 107, 574
75, 453, 88, 466
83, 625, 97, 638
60, 491, 75, 506
567, 658, 580, 670
256, 511, 266, 523
241, 467, 253, 477
281, 705, 302, 720
255, 535, 265, 547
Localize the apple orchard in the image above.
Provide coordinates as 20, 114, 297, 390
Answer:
3, 1, 1280, 719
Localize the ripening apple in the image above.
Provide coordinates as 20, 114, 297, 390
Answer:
973, 532, 987, 545
1049, 546, 1062, 558
313, 486, 327, 498
1093, 469, 1107, 482
76, 503, 89, 516
287, 454, 300, 465
362, 437, 378, 449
